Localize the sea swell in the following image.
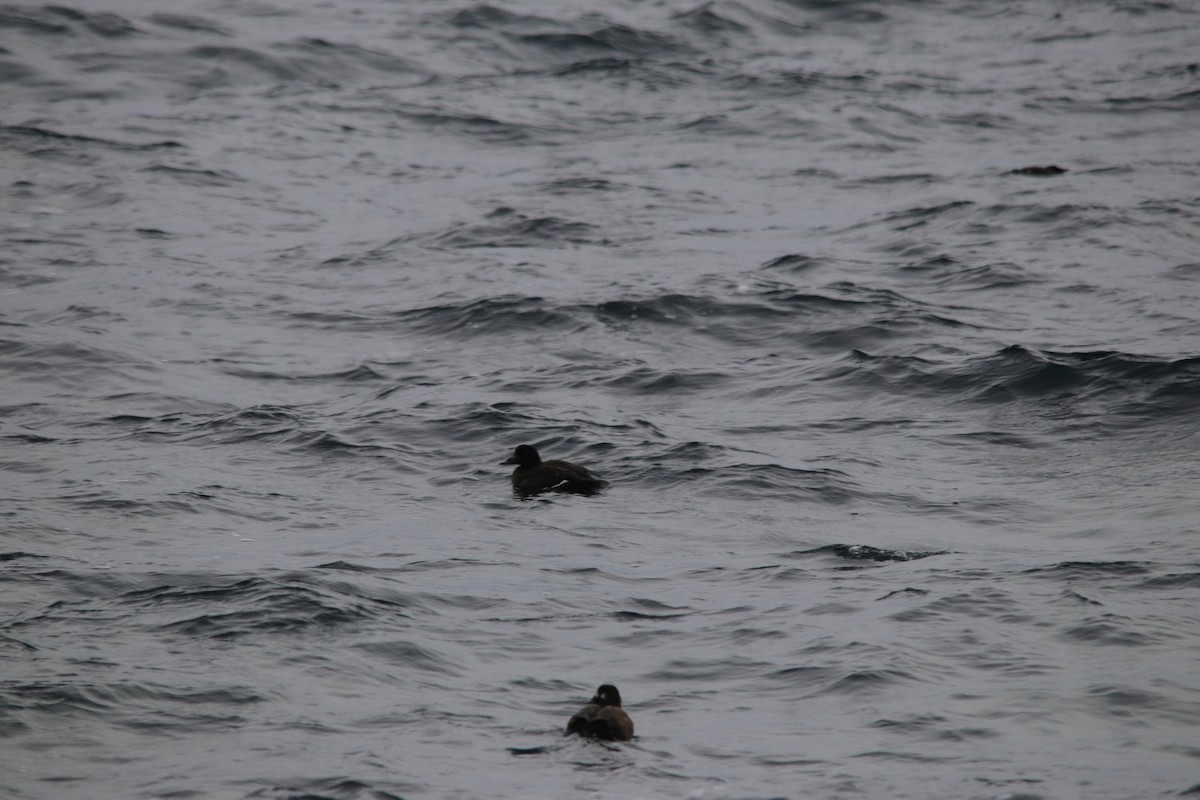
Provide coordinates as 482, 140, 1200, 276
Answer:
2, 0, 1199, 798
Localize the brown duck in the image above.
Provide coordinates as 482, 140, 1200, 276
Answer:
565, 684, 633, 741
502, 444, 606, 495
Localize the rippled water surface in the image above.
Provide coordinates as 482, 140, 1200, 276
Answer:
2, 1, 1199, 798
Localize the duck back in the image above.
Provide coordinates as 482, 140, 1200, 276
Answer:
566, 703, 634, 741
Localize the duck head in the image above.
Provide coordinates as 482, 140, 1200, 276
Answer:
591, 684, 622, 707
502, 444, 542, 467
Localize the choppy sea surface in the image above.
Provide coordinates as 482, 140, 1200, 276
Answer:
2, 1, 1199, 798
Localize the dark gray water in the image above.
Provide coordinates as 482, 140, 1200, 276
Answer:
2, 1, 1199, 798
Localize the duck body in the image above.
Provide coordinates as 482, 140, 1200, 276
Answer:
503, 444, 606, 496
566, 684, 633, 742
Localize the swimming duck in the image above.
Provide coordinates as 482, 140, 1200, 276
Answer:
565, 684, 633, 742
502, 444, 606, 495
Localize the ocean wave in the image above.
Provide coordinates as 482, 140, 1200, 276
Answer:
793, 544, 949, 563
146, 12, 232, 37
824, 346, 1200, 423
894, 256, 1042, 291
0, 124, 182, 153
512, 25, 687, 63
131, 573, 421, 639
435, 212, 602, 248
295, 285, 981, 352
101, 406, 423, 475
0, 680, 265, 731
1061, 615, 1168, 647
0, 5, 136, 38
